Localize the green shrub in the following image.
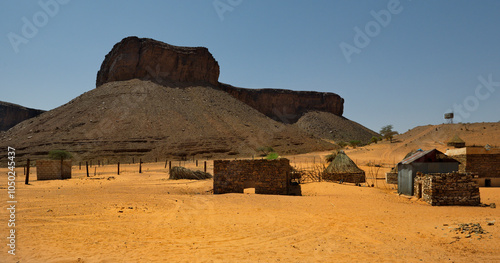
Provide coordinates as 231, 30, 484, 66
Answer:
325, 151, 339, 163
48, 150, 72, 160
337, 141, 347, 148
257, 146, 275, 156
265, 152, 279, 160
349, 140, 361, 149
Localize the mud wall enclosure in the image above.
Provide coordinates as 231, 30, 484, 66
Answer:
36, 160, 72, 180
213, 159, 299, 195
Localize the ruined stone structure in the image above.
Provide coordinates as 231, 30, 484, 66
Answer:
446, 146, 500, 187
213, 159, 300, 195
0, 101, 44, 131
414, 172, 480, 206
36, 159, 72, 180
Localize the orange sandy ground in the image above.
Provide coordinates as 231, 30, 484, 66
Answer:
1, 156, 499, 263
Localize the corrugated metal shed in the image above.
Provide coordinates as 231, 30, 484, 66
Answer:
400, 149, 433, 164
397, 149, 460, 196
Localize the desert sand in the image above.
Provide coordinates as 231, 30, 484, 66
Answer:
1, 147, 499, 263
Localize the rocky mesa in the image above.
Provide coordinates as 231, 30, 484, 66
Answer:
0, 101, 45, 131
96, 36, 220, 88
96, 37, 344, 122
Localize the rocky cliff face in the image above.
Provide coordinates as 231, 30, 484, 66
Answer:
0, 101, 45, 131
96, 37, 220, 87
96, 37, 344, 123
220, 84, 344, 123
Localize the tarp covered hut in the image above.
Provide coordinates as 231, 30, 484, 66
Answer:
323, 151, 366, 184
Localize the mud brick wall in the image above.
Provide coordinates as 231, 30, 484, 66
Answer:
36, 160, 72, 180
213, 159, 293, 195
463, 154, 500, 178
385, 172, 398, 184
414, 172, 480, 206
322, 172, 366, 184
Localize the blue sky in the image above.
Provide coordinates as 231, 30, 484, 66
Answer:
1, 0, 499, 133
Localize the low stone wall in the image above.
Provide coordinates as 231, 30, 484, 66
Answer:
213, 159, 299, 195
36, 160, 72, 180
385, 172, 398, 184
414, 172, 480, 206
322, 172, 365, 184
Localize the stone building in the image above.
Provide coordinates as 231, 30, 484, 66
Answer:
213, 159, 300, 195
446, 146, 500, 187
414, 172, 480, 206
36, 159, 72, 180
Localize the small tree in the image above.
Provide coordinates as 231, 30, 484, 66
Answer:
325, 150, 339, 163
48, 150, 72, 160
337, 141, 348, 149
370, 136, 380, 144
349, 140, 361, 149
257, 146, 275, 156
380, 125, 398, 143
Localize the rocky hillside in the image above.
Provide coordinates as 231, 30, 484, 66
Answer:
96, 37, 346, 123
294, 111, 379, 143
0, 36, 382, 164
0, 80, 335, 164
0, 101, 45, 131
219, 84, 344, 123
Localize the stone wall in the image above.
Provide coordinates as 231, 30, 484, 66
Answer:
213, 159, 299, 195
461, 154, 500, 178
414, 172, 480, 206
36, 160, 72, 180
322, 172, 365, 184
385, 172, 398, 184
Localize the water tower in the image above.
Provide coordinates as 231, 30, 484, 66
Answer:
444, 112, 454, 124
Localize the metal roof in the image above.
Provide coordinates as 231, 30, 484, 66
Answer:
399, 149, 435, 164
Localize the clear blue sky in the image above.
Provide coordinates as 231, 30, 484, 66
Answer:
2, 0, 499, 133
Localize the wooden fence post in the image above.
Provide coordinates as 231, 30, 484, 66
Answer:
79, 162, 81, 170
60, 156, 64, 179
25, 159, 30, 185
204, 161, 207, 173
169, 161, 172, 174
117, 162, 120, 175
164, 159, 168, 169
86, 161, 89, 177
196, 160, 198, 167
139, 159, 142, 174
